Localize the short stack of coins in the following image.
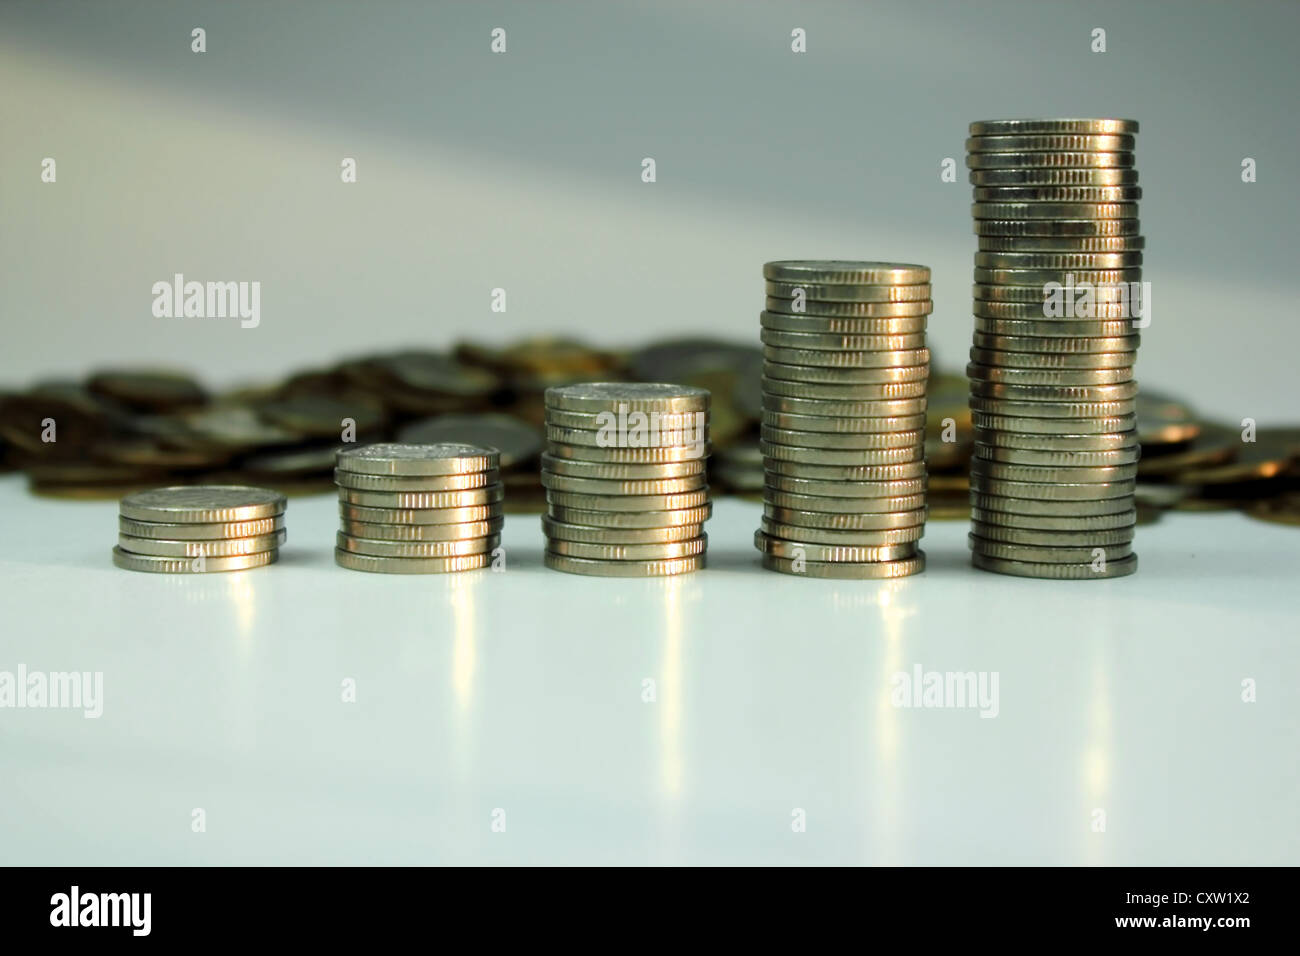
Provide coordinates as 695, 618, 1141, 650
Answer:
114, 485, 286, 572
966, 118, 1143, 579
756, 260, 931, 578
541, 383, 711, 576
334, 442, 504, 573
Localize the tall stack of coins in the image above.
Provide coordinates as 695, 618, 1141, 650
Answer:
541, 383, 711, 576
966, 119, 1143, 579
756, 260, 931, 578
334, 442, 504, 573
113, 485, 286, 572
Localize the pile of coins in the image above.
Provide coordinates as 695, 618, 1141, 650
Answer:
541, 383, 711, 576
113, 485, 286, 572
334, 442, 504, 573
966, 118, 1143, 579
756, 260, 931, 578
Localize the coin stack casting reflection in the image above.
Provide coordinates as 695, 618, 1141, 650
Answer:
966, 118, 1143, 579
541, 383, 712, 576
113, 485, 286, 572
756, 261, 931, 578
334, 442, 504, 573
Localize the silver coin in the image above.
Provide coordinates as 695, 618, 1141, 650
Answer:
538, 453, 706, 480
762, 260, 931, 285
965, 151, 1136, 170
972, 203, 1139, 222
969, 381, 1139, 402
974, 267, 1143, 286
760, 552, 926, 579
968, 475, 1136, 499
764, 298, 933, 318
545, 440, 711, 464
974, 249, 1142, 268
338, 486, 504, 509
968, 397, 1137, 418
969, 347, 1136, 369
334, 549, 492, 574
543, 552, 705, 577
545, 407, 707, 432
759, 328, 927, 351
339, 502, 505, 525
968, 535, 1133, 563
972, 186, 1143, 205
972, 412, 1136, 435
761, 397, 928, 420
763, 363, 929, 385
966, 363, 1134, 386
763, 459, 926, 481
540, 472, 706, 496
966, 133, 1136, 152
759, 517, 924, 546
764, 280, 931, 303
761, 408, 929, 431
117, 515, 284, 540
971, 552, 1138, 579
971, 429, 1136, 452
337, 531, 499, 558
761, 376, 929, 399
541, 516, 704, 544
973, 282, 1139, 303
547, 535, 707, 561
396, 413, 543, 469
970, 522, 1134, 547
969, 506, 1136, 531
969, 492, 1135, 517
762, 346, 930, 368
973, 444, 1140, 467
117, 530, 285, 557
970, 168, 1140, 187
969, 119, 1139, 136
761, 426, 927, 451
759, 311, 927, 334
333, 468, 501, 492
763, 505, 927, 531
340, 518, 503, 541
336, 442, 499, 476
760, 441, 924, 465
971, 333, 1139, 354
112, 547, 279, 573
763, 490, 927, 514
546, 489, 709, 512
544, 423, 706, 448
973, 302, 1142, 321
118, 485, 286, 523
753, 530, 917, 562
970, 459, 1138, 483
544, 382, 709, 414
973, 218, 1141, 236
546, 503, 711, 528
764, 475, 926, 498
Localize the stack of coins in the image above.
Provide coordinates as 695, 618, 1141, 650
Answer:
541, 383, 711, 576
113, 485, 286, 572
756, 260, 931, 578
966, 118, 1143, 579
334, 442, 504, 573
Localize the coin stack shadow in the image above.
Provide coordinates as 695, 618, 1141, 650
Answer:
756, 261, 932, 578
113, 485, 286, 572
334, 442, 504, 573
966, 118, 1143, 579
541, 383, 712, 576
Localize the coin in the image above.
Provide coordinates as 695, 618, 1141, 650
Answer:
339, 503, 504, 524
544, 382, 710, 414
338, 487, 504, 509
972, 186, 1143, 204
87, 370, 206, 411
761, 426, 928, 452
546, 504, 712, 528
763, 347, 930, 368
969, 348, 1136, 369
968, 380, 1138, 402
764, 298, 933, 318
112, 547, 279, 573
337, 531, 500, 558
117, 530, 286, 557
970, 552, 1137, 579
971, 460, 1138, 483
543, 424, 705, 447
334, 549, 493, 574
968, 397, 1137, 418
762, 261, 931, 285
544, 407, 707, 431
972, 429, 1136, 452
761, 375, 929, 397
763, 459, 927, 481
336, 442, 500, 476
542, 551, 707, 576
973, 203, 1139, 222
973, 282, 1138, 303
966, 151, 1135, 169
973, 250, 1143, 268
970, 118, 1139, 136
539, 453, 707, 480
541, 516, 704, 544
118, 486, 286, 523
753, 531, 916, 562
764, 491, 927, 513
764, 281, 931, 303
759, 442, 923, 465
764, 363, 930, 385
974, 218, 1141, 236
973, 301, 1140, 321
974, 444, 1139, 467
759, 329, 926, 351
760, 552, 925, 578
117, 515, 285, 539
761, 406, 928, 428
764, 475, 927, 498
340, 518, 503, 540
547, 535, 707, 561
545, 489, 708, 512
972, 412, 1135, 434
969, 506, 1136, 531
969, 535, 1132, 563
969, 475, 1136, 498
967, 133, 1136, 152
544, 441, 711, 463
970, 168, 1140, 187
759, 518, 924, 546
763, 505, 927, 531
970, 523, 1134, 547
971, 333, 1139, 353
1246, 493, 1300, 527
333, 468, 502, 491
759, 311, 928, 334
967, 363, 1133, 386
539, 473, 706, 495
970, 492, 1135, 517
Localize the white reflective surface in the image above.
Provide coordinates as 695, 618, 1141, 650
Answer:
1, 477, 1296, 864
